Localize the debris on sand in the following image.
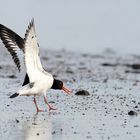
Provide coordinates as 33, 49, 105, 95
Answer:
75, 90, 90, 96
7, 75, 16, 79
16, 119, 19, 123
125, 70, 140, 74
128, 110, 137, 116
101, 63, 118, 67
125, 64, 140, 70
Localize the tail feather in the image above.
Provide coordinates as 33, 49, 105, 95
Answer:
10, 93, 19, 98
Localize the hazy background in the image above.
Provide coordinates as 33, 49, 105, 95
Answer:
0, 0, 140, 54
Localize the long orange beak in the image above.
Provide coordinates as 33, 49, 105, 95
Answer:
62, 86, 72, 95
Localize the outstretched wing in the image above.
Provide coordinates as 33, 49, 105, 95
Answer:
24, 19, 44, 82
0, 24, 24, 71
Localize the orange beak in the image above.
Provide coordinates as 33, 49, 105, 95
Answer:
62, 86, 72, 95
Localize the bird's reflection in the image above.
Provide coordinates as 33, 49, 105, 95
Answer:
24, 113, 53, 140
9, 111, 64, 140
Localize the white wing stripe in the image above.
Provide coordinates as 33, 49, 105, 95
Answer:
24, 19, 44, 82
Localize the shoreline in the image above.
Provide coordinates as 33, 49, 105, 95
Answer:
0, 44, 140, 140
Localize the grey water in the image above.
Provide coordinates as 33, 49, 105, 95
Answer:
1, 0, 140, 55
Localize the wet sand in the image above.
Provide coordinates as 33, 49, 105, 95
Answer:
0, 45, 140, 140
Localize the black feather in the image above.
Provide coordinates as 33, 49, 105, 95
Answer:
10, 93, 19, 98
22, 73, 30, 86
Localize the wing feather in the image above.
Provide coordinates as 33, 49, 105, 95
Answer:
0, 24, 24, 71
24, 19, 44, 82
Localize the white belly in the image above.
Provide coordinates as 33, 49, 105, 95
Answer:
18, 74, 54, 96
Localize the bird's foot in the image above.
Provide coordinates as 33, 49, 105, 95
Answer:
36, 109, 45, 113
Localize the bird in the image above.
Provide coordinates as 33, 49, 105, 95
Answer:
0, 19, 72, 112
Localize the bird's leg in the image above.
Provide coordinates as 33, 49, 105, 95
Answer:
33, 96, 44, 113
44, 96, 57, 111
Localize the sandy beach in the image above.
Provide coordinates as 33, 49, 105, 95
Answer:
0, 44, 140, 140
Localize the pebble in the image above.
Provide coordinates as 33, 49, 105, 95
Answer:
128, 110, 137, 116
75, 90, 90, 96
16, 119, 19, 123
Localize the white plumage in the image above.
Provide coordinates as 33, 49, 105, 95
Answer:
17, 19, 54, 97
0, 19, 72, 112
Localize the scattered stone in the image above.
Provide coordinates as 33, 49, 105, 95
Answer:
82, 54, 88, 57
134, 125, 139, 127
128, 110, 137, 116
52, 131, 56, 135
32, 122, 37, 125
48, 101, 55, 104
134, 105, 138, 108
7, 75, 16, 79
125, 70, 140, 74
73, 131, 77, 134
101, 63, 118, 67
125, 64, 140, 70
75, 90, 90, 96
86, 135, 92, 139
66, 69, 74, 74
36, 133, 40, 136
103, 78, 108, 83
16, 119, 19, 123
42, 56, 49, 60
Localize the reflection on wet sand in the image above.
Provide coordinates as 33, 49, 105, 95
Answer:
23, 114, 53, 140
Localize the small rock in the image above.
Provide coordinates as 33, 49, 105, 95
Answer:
36, 133, 40, 136
16, 119, 19, 123
73, 131, 77, 134
52, 131, 56, 135
126, 64, 140, 70
128, 110, 137, 116
134, 125, 139, 127
7, 75, 16, 79
101, 63, 118, 67
75, 90, 90, 96
134, 105, 138, 108
48, 101, 55, 104
66, 70, 74, 74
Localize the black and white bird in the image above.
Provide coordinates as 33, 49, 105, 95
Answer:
0, 19, 71, 112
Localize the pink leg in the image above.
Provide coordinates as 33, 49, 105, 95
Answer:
33, 97, 44, 113
44, 96, 57, 111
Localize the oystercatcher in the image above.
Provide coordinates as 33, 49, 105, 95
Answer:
0, 19, 71, 112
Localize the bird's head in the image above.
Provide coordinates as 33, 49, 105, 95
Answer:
51, 79, 71, 95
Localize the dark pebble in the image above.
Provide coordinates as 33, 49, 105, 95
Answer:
134, 106, 138, 108
48, 101, 55, 104
74, 131, 77, 134
128, 110, 137, 116
101, 63, 118, 67
16, 119, 19, 123
36, 133, 40, 136
7, 75, 16, 79
52, 131, 56, 135
125, 70, 140, 74
125, 64, 140, 70
66, 70, 74, 74
75, 90, 90, 96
